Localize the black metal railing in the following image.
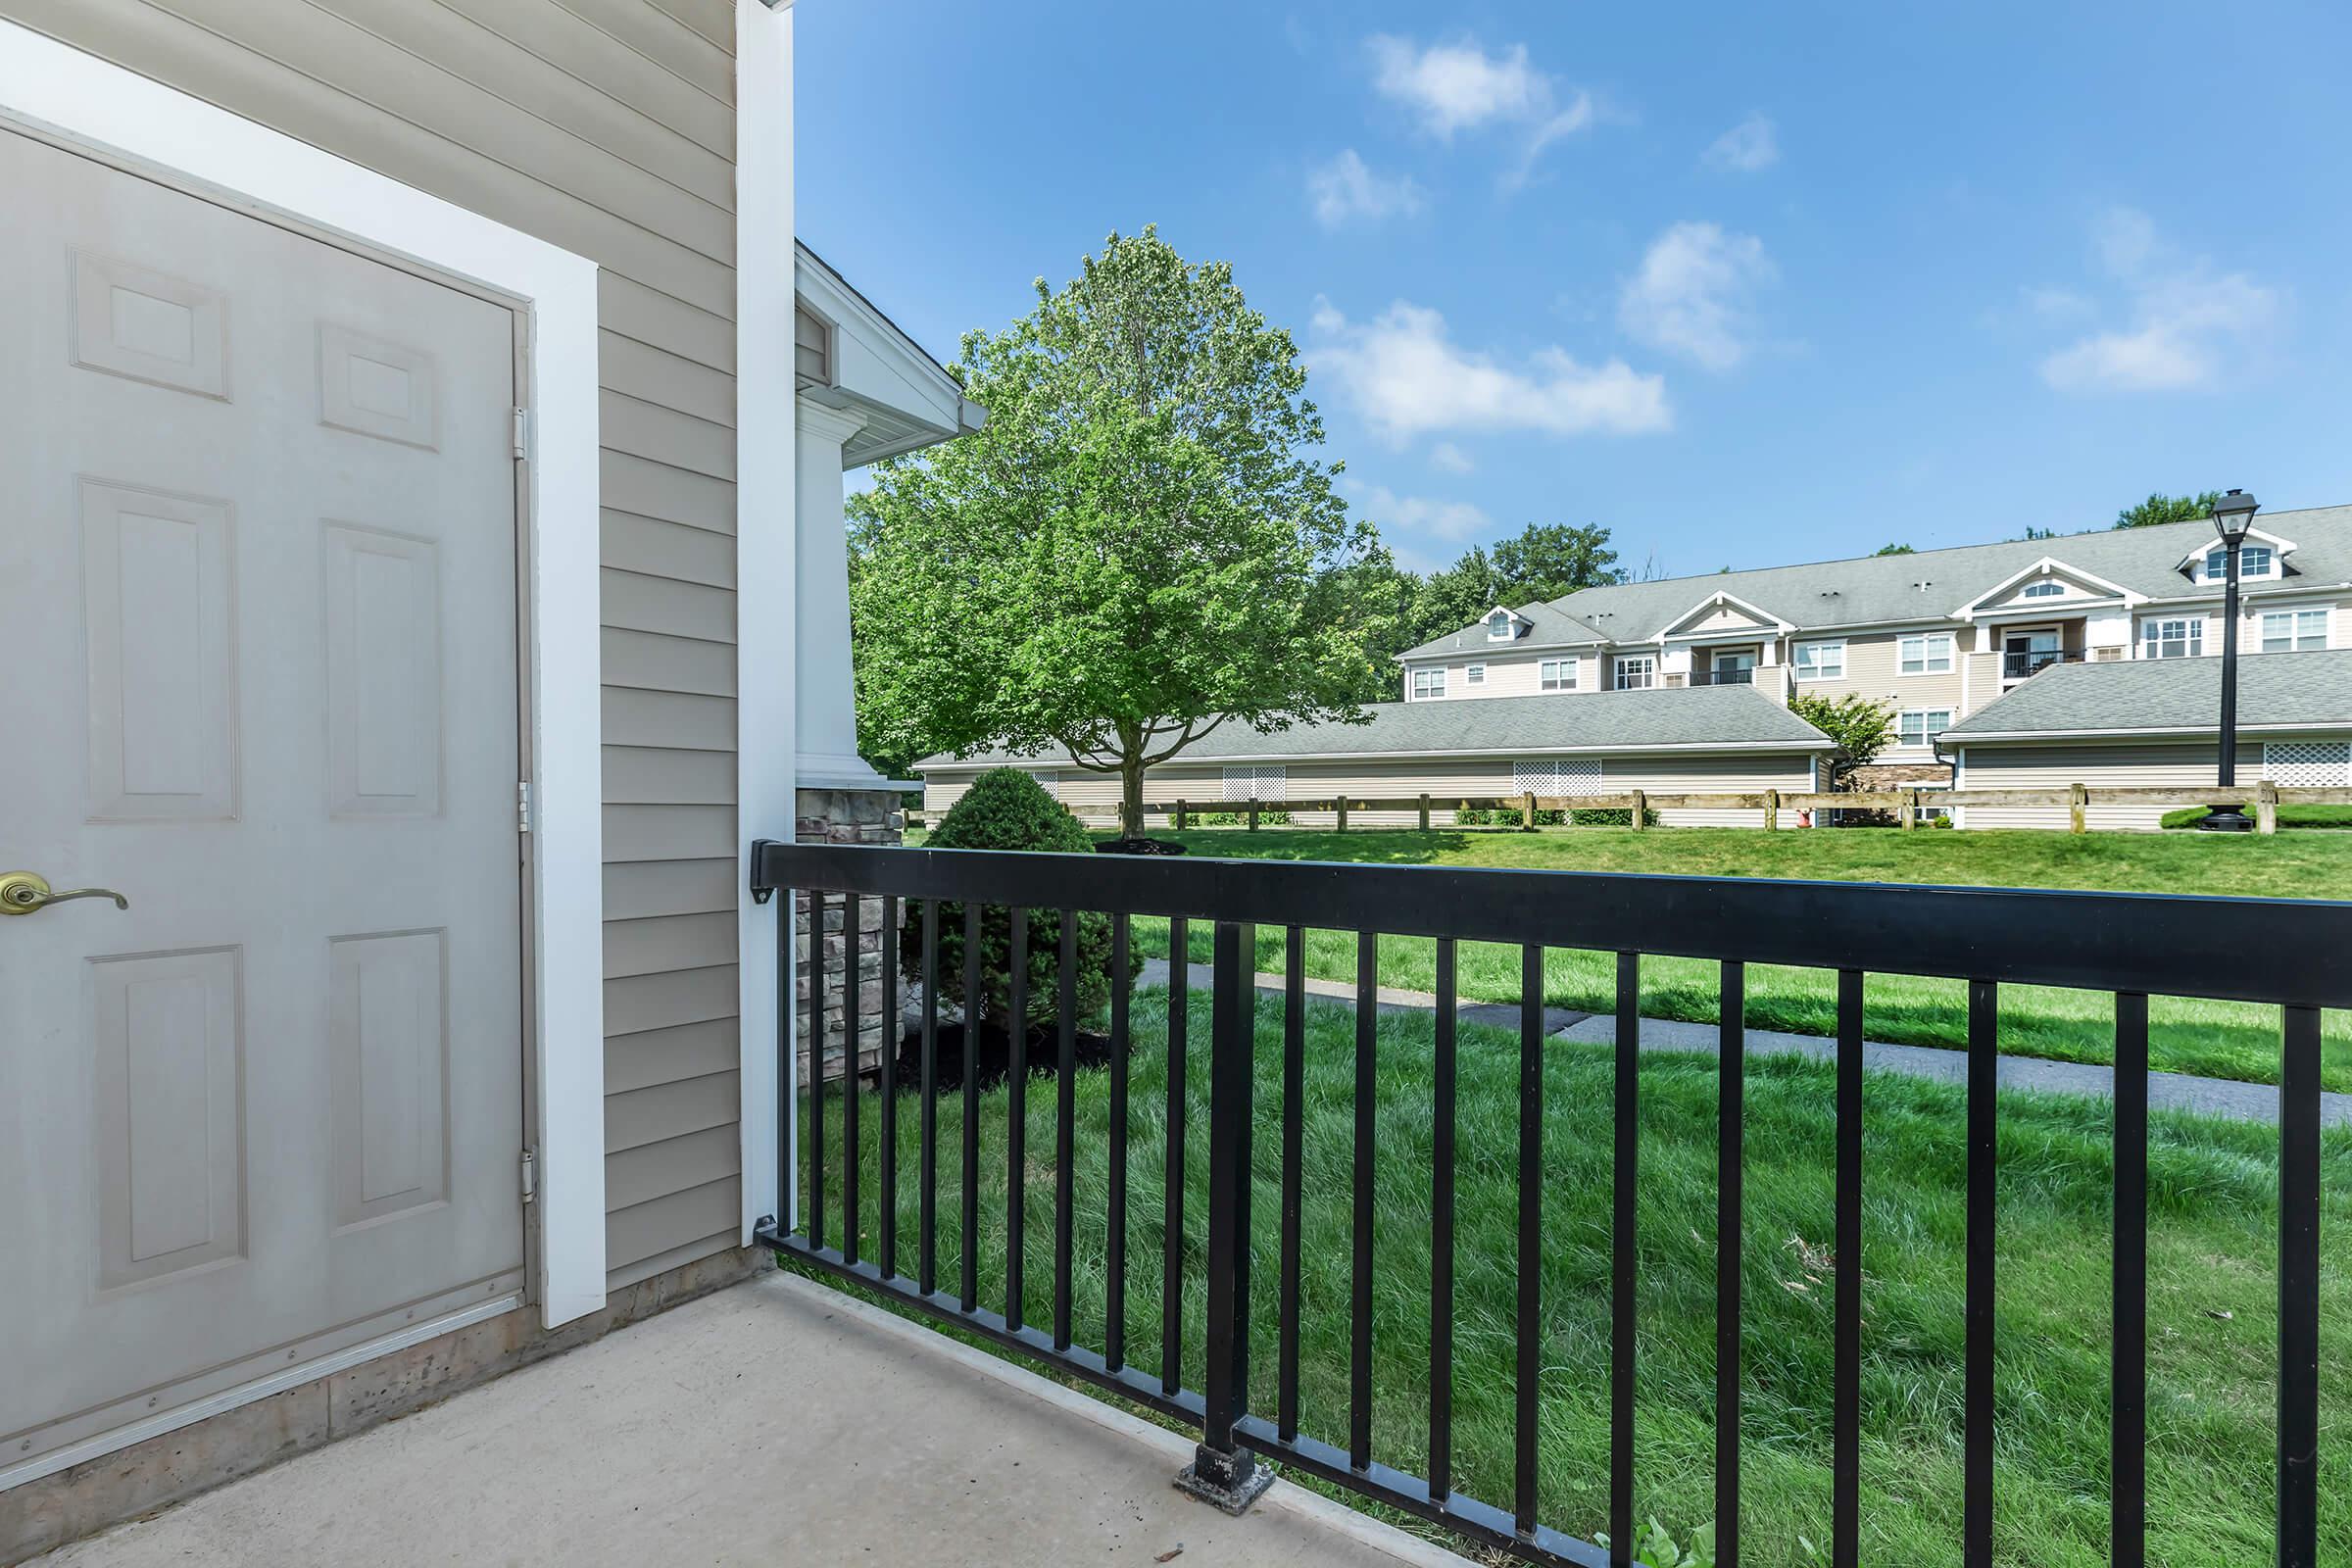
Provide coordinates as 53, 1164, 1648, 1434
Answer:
1686, 667, 1757, 687
2001, 646, 2084, 680
750, 840, 2348, 1568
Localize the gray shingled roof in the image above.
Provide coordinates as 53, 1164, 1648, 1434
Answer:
1425, 505, 2352, 649
1399, 601, 1609, 660
1944, 649, 2352, 739
920, 685, 1833, 770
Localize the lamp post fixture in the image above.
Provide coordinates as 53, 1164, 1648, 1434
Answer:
2200, 488, 2260, 832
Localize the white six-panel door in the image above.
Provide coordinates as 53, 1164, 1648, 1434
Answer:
0, 127, 528, 1468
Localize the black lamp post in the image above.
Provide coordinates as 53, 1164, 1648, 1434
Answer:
2200, 488, 2260, 832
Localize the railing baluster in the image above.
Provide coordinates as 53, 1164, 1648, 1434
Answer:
1612, 951, 1639, 1563
1161, 911, 1185, 1400
2113, 992, 2147, 1568
842, 895, 862, 1267
2279, 1004, 2322, 1568
1006, 908, 1030, 1330
1834, 968, 1863, 1568
1351, 929, 1378, 1472
960, 902, 983, 1312
809, 891, 826, 1251
1162, 915, 1189, 1397
775, 881, 794, 1240
1054, 910, 1079, 1351
1715, 960, 1744, 1568
879, 895, 899, 1279
1965, 980, 1997, 1568
1279, 924, 1305, 1444
1204, 920, 1249, 1455
1515, 943, 1543, 1538
1431, 937, 1457, 1505
1106, 913, 1131, 1373
919, 899, 939, 1296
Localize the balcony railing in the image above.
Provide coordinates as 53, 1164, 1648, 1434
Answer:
749, 840, 2346, 1568
2000, 647, 2084, 680
1685, 667, 1757, 687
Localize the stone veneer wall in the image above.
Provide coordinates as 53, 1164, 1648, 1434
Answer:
793, 787, 905, 1086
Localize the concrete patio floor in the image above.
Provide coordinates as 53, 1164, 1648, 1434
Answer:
34, 1267, 1469, 1568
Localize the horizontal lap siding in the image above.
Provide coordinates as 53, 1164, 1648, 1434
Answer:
1960, 742, 2260, 830
8, 0, 747, 1286
1787, 629, 1964, 760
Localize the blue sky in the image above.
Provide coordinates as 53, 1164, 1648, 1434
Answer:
800, 3, 2352, 575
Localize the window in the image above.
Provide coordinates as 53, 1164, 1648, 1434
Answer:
1897, 709, 1953, 749
1792, 639, 1845, 680
2020, 579, 2065, 600
2206, 544, 2277, 580
1897, 632, 1954, 675
2140, 616, 2203, 660
1540, 658, 1578, 692
2262, 742, 2349, 788
1222, 764, 1287, 802
2261, 609, 2330, 653
1613, 655, 1655, 690
1465, 662, 1486, 685
1022, 770, 1059, 800
1487, 609, 1516, 642
1514, 758, 1602, 797
1410, 666, 1446, 700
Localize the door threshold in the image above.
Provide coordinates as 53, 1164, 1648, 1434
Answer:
0, 1292, 520, 1494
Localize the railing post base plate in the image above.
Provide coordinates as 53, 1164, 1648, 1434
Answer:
1176, 1446, 1273, 1515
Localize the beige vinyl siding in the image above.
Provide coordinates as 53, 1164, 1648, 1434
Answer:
1402, 651, 1597, 701
925, 751, 1820, 829
8, 0, 748, 1286
1957, 741, 2262, 829
1786, 628, 1964, 758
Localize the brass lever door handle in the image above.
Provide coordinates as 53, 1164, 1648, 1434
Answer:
0, 871, 129, 915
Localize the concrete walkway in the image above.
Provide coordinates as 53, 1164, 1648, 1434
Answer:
1140, 959, 2350, 1128
34, 1270, 1469, 1568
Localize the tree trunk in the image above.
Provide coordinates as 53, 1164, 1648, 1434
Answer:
1119, 753, 1145, 837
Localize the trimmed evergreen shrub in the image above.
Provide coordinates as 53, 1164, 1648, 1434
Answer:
903, 767, 1129, 1029
1191, 808, 1294, 826
1567, 806, 1661, 827
1454, 807, 1568, 827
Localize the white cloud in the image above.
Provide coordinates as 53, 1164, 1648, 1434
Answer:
1309, 298, 1671, 443
1366, 34, 1593, 178
1617, 221, 1776, 372
1428, 441, 1475, 473
1344, 480, 1493, 550
1307, 149, 1425, 228
2036, 207, 2279, 393
1702, 113, 1778, 172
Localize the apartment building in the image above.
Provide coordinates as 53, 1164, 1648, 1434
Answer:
1397, 505, 2352, 785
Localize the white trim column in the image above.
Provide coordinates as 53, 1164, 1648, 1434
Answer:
736, 0, 797, 1243
795, 401, 883, 790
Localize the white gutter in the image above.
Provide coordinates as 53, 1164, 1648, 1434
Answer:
1945, 720, 2352, 743
921, 737, 1837, 770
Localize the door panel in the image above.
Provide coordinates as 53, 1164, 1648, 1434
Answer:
0, 126, 527, 1467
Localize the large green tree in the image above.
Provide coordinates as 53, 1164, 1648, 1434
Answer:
848, 227, 1385, 835
1374, 521, 1629, 661
2114, 490, 2220, 529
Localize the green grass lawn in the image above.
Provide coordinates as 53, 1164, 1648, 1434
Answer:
797, 986, 2352, 1567
1098, 827, 2352, 1091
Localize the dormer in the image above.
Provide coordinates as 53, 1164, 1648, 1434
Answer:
1952, 557, 2140, 620
2176, 526, 2297, 586
1483, 606, 1530, 642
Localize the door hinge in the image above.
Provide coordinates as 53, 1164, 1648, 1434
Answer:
520, 1147, 537, 1202
517, 780, 533, 834
511, 407, 530, 461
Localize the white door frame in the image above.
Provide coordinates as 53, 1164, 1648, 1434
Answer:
0, 20, 608, 1330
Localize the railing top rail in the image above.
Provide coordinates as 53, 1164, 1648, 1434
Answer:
752, 840, 2352, 1008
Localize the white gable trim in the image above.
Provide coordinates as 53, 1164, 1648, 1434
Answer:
1651, 588, 1793, 643
796, 241, 984, 466
2171, 525, 2298, 573
1952, 556, 2141, 618
0, 18, 606, 1325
